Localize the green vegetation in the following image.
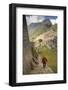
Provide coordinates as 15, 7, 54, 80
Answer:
35, 46, 57, 73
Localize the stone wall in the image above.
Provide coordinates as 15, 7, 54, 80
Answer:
23, 15, 32, 74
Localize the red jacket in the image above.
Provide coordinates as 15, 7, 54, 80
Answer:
42, 57, 48, 64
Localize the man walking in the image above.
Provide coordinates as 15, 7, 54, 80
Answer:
42, 57, 48, 68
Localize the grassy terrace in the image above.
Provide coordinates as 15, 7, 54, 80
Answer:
36, 46, 57, 73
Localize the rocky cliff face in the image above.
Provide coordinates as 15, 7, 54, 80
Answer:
23, 15, 33, 74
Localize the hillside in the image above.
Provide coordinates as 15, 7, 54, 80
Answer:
27, 19, 52, 41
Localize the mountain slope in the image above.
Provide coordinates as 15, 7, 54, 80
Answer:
27, 19, 52, 41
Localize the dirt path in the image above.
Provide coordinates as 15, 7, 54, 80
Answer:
30, 64, 54, 74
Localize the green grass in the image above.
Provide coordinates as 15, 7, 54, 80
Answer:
37, 46, 57, 73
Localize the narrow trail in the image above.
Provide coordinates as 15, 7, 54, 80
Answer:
30, 64, 54, 74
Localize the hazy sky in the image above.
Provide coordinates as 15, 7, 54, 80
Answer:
26, 15, 57, 25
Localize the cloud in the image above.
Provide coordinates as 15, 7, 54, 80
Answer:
50, 20, 56, 25
26, 15, 44, 25
26, 15, 57, 25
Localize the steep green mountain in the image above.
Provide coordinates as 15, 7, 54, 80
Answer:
27, 19, 52, 41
